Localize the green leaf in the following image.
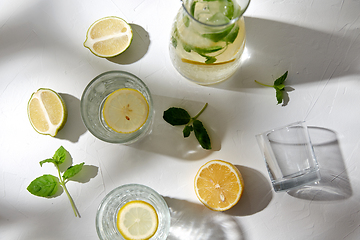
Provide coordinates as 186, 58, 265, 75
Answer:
171, 36, 177, 49
223, 24, 239, 43
163, 107, 191, 125
204, 56, 217, 64
27, 174, 59, 197
193, 120, 212, 150
190, 1, 198, 17
53, 146, 67, 165
39, 158, 56, 167
274, 71, 288, 86
194, 45, 223, 54
202, 24, 234, 42
276, 89, 283, 105
183, 16, 190, 27
183, 125, 193, 138
63, 163, 85, 180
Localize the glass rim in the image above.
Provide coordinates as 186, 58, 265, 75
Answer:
181, 0, 251, 27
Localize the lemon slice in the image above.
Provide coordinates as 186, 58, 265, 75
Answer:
194, 160, 244, 211
103, 88, 149, 134
84, 16, 133, 58
117, 200, 158, 240
27, 88, 67, 137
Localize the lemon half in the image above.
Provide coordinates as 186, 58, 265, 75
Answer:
117, 200, 158, 240
103, 88, 149, 134
194, 160, 244, 211
84, 16, 133, 58
27, 88, 67, 137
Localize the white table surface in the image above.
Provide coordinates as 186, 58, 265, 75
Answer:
1, 0, 360, 239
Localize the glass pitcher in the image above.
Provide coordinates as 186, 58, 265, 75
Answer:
169, 0, 251, 85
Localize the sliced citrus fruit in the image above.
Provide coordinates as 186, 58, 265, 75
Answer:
27, 88, 67, 137
194, 159, 244, 211
103, 88, 149, 134
117, 200, 158, 240
84, 16, 133, 58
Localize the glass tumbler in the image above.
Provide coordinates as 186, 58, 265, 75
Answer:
96, 184, 171, 240
169, 0, 251, 85
80, 71, 154, 144
256, 122, 321, 192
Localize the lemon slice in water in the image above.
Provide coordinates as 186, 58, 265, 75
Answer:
103, 88, 149, 134
27, 88, 67, 137
84, 16, 133, 58
117, 200, 158, 240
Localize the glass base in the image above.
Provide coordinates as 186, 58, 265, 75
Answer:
271, 168, 321, 192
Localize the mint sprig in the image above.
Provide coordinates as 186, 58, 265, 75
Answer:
27, 146, 84, 217
255, 71, 289, 105
163, 103, 211, 150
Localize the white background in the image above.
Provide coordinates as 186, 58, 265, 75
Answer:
0, 0, 360, 239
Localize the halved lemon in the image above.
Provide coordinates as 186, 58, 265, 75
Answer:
103, 88, 149, 134
194, 160, 244, 211
117, 200, 158, 240
27, 88, 67, 137
84, 16, 133, 58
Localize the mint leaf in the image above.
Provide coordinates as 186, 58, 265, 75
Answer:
193, 120, 211, 150
27, 146, 87, 217
274, 71, 288, 86
163, 103, 212, 150
27, 174, 59, 197
255, 71, 289, 105
163, 107, 191, 125
223, 24, 239, 44
40, 158, 56, 167
53, 146, 66, 165
63, 163, 85, 180
202, 24, 234, 42
183, 125, 193, 138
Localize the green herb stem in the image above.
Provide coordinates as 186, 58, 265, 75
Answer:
254, 80, 273, 88
193, 103, 208, 120
56, 165, 80, 218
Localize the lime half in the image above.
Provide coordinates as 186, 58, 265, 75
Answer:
84, 16, 133, 58
27, 88, 67, 137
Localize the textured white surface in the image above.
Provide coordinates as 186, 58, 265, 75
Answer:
0, 0, 360, 239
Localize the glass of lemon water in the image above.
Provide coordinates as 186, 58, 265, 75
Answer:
169, 0, 251, 85
96, 184, 171, 240
81, 71, 154, 144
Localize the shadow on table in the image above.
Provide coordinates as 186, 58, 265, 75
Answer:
164, 197, 246, 240
214, 17, 360, 92
131, 95, 224, 160
56, 93, 87, 143
226, 165, 272, 216
287, 127, 352, 201
107, 24, 150, 65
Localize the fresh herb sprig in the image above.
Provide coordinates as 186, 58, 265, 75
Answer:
255, 71, 289, 105
163, 103, 211, 150
27, 146, 84, 217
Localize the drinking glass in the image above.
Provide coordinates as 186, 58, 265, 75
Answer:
80, 71, 154, 144
256, 122, 321, 192
169, 0, 251, 85
96, 184, 171, 240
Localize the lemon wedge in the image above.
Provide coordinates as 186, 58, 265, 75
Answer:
84, 16, 133, 58
117, 200, 158, 240
194, 160, 244, 211
103, 88, 149, 134
27, 88, 67, 137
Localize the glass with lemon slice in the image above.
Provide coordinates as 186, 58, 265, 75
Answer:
96, 184, 170, 240
81, 71, 154, 144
